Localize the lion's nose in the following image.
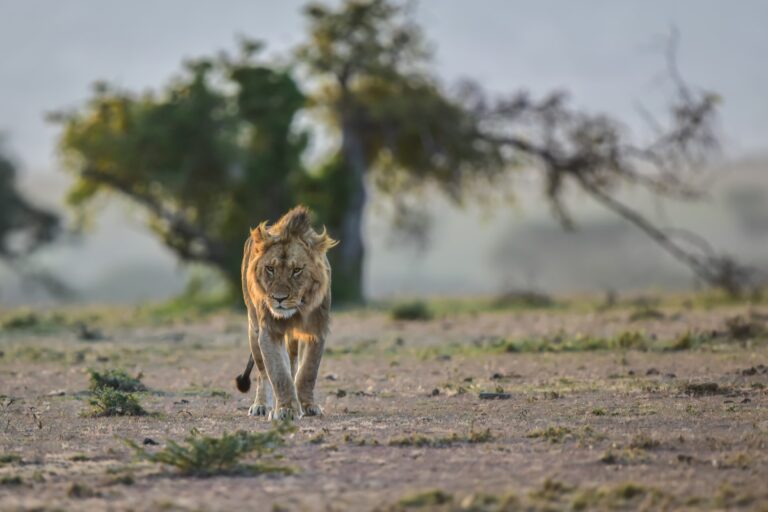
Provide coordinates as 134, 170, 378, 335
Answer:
271, 293, 289, 304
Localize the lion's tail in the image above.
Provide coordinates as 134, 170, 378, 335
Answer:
235, 353, 255, 393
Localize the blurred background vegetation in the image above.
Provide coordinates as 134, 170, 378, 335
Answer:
1, 0, 766, 307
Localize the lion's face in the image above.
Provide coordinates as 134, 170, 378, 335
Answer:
256, 239, 322, 319
247, 207, 336, 320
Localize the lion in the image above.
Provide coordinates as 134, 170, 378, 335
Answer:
234, 205, 338, 421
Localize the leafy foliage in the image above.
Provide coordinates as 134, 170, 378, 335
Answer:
390, 300, 433, 321
53, 44, 309, 290
126, 423, 295, 476
88, 368, 146, 392
86, 388, 146, 417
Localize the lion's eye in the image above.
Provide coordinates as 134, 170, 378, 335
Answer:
292, 267, 303, 276
265, 266, 274, 275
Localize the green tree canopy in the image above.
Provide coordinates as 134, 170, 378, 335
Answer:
55, 45, 309, 288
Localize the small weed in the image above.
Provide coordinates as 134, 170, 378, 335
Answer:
85, 388, 147, 417
0, 310, 71, 332
724, 315, 766, 340
591, 408, 606, 416
397, 489, 453, 507
67, 482, 98, 498
125, 422, 295, 477
309, 432, 325, 445
389, 427, 493, 448
681, 382, 729, 396
494, 290, 555, 309
529, 479, 573, 501
108, 474, 135, 486
628, 308, 666, 322
0, 475, 22, 486
389, 434, 457, 448
599, 447, 649, 465
391, 301, 433, 321
0, 454, 21, 465
527, 426, 573, 443
629, 433, 660, 450
88, 368, 146, 392
467, 428, 493, 444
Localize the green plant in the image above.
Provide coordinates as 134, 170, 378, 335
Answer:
0, 454, 21, 465
397, 490, 453, 508
125, 423, 295, 477
527, 426, 573, 443
88, 368, 146, 392
86, 388, 146, 417
391, 301, 433, 321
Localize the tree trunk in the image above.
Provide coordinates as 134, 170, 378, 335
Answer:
333, 116, 368, 304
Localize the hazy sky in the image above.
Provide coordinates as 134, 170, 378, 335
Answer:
2, 0, 767, 174
1, 1, 767, 301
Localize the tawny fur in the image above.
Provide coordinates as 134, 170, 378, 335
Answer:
235, 205, 337, 420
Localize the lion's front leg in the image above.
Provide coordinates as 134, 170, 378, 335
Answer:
295, 336, 325, 416
258, 329, 302, 420
247, 315, 272, 417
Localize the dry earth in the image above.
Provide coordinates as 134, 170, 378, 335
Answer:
1, 301, 767, 511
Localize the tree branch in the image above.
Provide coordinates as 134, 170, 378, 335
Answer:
80, 167, 228, 268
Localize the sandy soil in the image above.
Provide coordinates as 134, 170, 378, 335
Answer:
1, 304, 767, 511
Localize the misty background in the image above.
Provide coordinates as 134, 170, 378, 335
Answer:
1, 0, 766, 304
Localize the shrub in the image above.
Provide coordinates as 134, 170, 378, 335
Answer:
391, 301, 433, 321
86, 388, 146, 417
88, 368, 146, 392
125, 423, 295, 477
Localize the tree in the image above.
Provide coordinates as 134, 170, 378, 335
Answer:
54, 44, 309, 290
0, 142, 64, 296
0, 143, 59, 263
298, 3, 757, 297
56, 1, 756, 302
296, 0, 502, 301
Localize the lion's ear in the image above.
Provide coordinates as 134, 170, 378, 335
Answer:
311, 226, 339, 253
250, 222, 272, 247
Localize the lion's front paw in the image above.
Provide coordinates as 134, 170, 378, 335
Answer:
301, 403, 323, 417
269, 406, 301, 421
248, 404, 271, 417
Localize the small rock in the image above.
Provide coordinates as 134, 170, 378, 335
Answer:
324, 374, 338, 381
628, 370, 636, 376
430, 388, 440, 397
173, 399, 189, 405
142, 438, 158, 446
490, 372, 504, 380
435, 354, 452, 362
646, 368, 660, 376
335, 389, 347, 398
665, 373, 677, 379
47, 390, 66, 397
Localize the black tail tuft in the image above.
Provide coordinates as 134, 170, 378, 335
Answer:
235, 372, 251, 393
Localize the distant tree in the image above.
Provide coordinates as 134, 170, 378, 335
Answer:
53, 44, 308, 290
296, 0, 503, 301
55, 1, 757, 301
298, 4, 757, 297
0, 142, 65, 297
0, 143, 59, 262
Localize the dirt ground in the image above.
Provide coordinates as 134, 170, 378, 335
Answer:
1, 301, 767, 511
